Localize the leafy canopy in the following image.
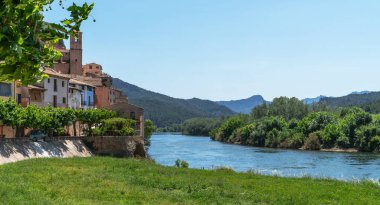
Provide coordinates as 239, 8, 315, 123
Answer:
0, 0, 94, 84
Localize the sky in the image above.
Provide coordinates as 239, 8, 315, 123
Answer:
45, 0, 380, 101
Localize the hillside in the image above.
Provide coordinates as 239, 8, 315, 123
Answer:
112, 78, 235, 127
216, 95, 265, 114
319, 92, 380, 108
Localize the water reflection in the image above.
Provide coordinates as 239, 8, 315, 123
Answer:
149, 134, 380, 180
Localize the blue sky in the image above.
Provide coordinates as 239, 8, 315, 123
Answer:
45, 0, 380, 101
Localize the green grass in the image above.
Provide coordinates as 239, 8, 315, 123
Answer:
0, 157, 379, 205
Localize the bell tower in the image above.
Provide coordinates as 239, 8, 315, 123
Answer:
69, 32, 83, 75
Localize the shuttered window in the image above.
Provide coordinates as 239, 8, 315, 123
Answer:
0, 83, 12, 97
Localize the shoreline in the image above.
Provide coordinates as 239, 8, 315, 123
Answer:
155, 133, 367, 154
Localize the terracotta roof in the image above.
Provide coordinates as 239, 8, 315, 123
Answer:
69, 78, 96, 87
43, 68, 71, 79
28, 85, 46, 91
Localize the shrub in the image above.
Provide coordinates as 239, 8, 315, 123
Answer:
303, 133, 321, 150
337, 135, 350, 149
120, 126, 135, 136
370, 136, 380, 152
175, 159, 189, 168
320, 124, 343, 148
280, 132, 304, 149
92, 127, 103, 136
101, 117, 136, 136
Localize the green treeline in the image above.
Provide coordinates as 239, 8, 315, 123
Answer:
0, 99, 156, 139
187, 97, 380, 152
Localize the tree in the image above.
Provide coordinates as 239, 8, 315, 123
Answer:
77, 109, 116, 136
0, 0, 94, 84
144, 120, 156, 147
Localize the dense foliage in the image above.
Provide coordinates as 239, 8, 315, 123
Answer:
210, 97, 380, 152
0, 0, 94, 84
92, 117, 136, 137
182, 118, 224, 136
0, 99, 117, 137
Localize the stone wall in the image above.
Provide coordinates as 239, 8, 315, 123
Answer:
0, 137, 92, 165
83, 136, 146, 158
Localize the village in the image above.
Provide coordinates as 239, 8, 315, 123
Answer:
0, 33, 144, 138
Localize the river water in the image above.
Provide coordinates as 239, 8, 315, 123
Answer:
148, 133, 380, 181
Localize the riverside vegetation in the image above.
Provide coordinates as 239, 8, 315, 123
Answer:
182, 97, 380, 152
0, 157, 379, 204
0, 99, 155, 138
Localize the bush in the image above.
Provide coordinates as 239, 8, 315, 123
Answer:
320, 124, 343, 148
303, 133, 321, 150
337, 135, 350, 149
101, 117, 136, 136
175, 159, 189, 168
92, 127, 103, 136
370, 136, 380, 152
280, 132, 304, 149
120, 126, 135, 136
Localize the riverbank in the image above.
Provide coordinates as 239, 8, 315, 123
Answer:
1, 157, 378, 204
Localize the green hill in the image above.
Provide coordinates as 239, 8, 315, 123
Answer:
112, 78, 235, 127
320, 92, 380, 108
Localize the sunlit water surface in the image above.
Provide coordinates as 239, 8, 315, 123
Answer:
148, 134, 380, 181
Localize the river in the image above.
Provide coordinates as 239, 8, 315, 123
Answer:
148, 133, 380, 181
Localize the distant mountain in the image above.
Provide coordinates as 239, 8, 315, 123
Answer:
112, 78, 235, 127
303, 95, 327, 104
350, 91, 372, 95
216, 95, 266, 114
320, 92, 380, 108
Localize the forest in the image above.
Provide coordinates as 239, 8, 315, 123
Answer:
183, 97, 380, 152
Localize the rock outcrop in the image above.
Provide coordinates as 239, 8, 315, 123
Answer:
83, 136, 146, 158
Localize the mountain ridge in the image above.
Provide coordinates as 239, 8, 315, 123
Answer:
112, 78, 235, 127
216, 95, 266, 114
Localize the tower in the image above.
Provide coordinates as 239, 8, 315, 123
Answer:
69, 32, 83, 75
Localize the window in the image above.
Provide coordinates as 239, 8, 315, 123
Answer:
63, 97, 66, 104
81, 85, 85, 90
0, 83, 11, 97
17, 94, 22, 104
47, 78, 50, 83
54, 79, 57, 92
130, 112, 136, 120
62, 81, 65, 87
89, 66, 92, 69
53, 95, 57, 107
87, 86, 93, 92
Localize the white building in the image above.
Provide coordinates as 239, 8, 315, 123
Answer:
38, 68, 70, 108
68, 79, 95, 110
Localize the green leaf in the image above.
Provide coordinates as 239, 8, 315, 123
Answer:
17, 37, 24, 45
16, 4, 28, 10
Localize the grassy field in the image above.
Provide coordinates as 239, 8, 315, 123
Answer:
0, 157, 379, 205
